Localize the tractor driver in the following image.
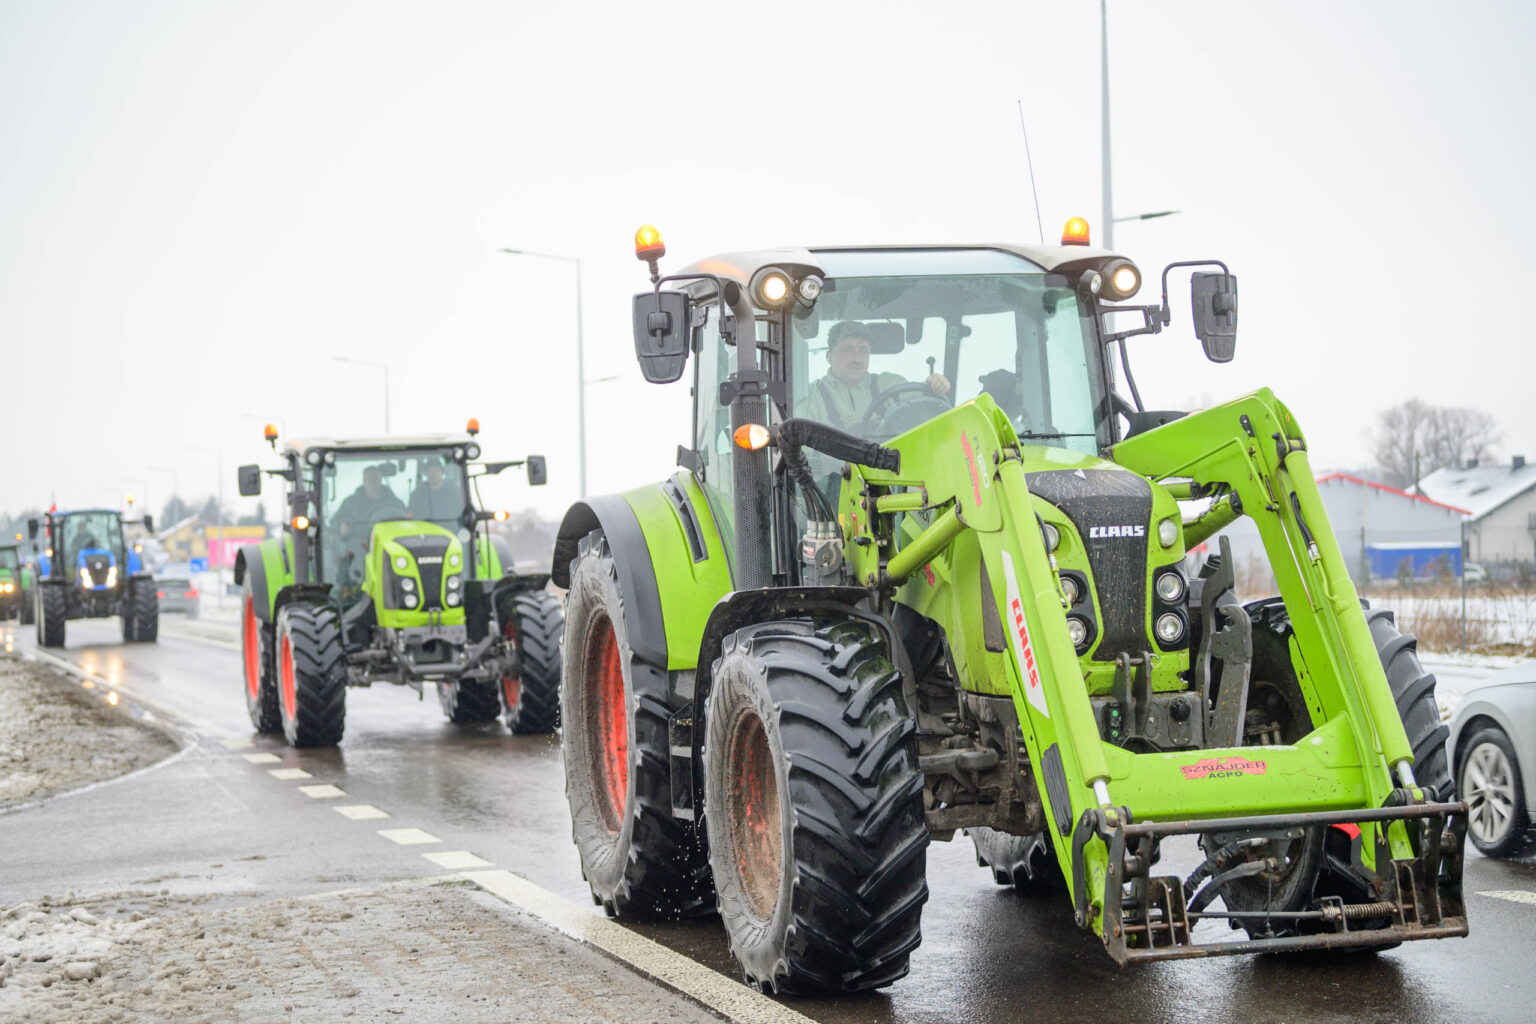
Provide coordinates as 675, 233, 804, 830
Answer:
336, 466, 406, 540
408, 457, 460, 523
797, 321, 951, 432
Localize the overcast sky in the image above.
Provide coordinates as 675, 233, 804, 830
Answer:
3, 0, 1532, 524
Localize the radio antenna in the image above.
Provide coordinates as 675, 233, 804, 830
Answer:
1017, 100, 1045, 244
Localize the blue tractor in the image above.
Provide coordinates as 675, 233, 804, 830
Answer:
28, 509, 158, 647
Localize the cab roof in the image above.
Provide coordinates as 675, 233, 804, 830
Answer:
283, 433, 476, 454
676, 242, 1125, 292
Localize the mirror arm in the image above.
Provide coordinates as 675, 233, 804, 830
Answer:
1101, 304, 1165, 346
1159, 258, 1231, 318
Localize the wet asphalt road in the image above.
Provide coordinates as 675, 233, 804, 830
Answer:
4, 616, 1536, 1024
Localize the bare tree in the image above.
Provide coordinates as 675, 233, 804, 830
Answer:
1369, 398, 1500, 488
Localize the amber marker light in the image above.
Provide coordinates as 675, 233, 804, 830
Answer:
1061, 217, 1091, 246
263, 423, 279, 444
466, 417, 480, 436
493, 509, 510, 521
292, 515, 310, 531
634, 224, 665, 260
733, 423, 772, 451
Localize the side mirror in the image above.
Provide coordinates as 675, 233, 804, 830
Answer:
27, 519, 38, 540
632, 290, 690, 383
143, 515, 154, 533
237, 464, 263, 497
1191, 272, 1238, 363
526, 455, 547, 487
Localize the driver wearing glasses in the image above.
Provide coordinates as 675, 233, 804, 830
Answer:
798, 321, 950, 432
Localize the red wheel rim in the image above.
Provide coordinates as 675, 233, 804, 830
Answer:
726, 710, 782, 919
584, 613, 628, 833
500, 619, 521, 712
280, 633, 297, 721
243, 595, 260, 701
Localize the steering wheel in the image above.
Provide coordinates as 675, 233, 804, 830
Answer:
859, 382, 950, 436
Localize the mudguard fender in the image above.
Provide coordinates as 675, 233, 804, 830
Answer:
553, 495, 669, 668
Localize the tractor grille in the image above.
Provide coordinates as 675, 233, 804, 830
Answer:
84, 555, 111, 585
397, 535, 451, 611
1025, 469, 1153, 662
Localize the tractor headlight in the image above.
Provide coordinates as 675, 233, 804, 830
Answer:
395, 555, 409, 570
78, 568, 91, 587
1155, 612, 1185, 645
1059, 574, 1080, 604
1157, 517, 1179, 548
1100, 259, 1142, 301
105, 566, 117, 587
465, 443, 481, 460
306, 450, 322, 465
454, 446, 466, 461
1155, 571, 1186, 603
404, 593, 419, 609
448, 553, 461, 569
445, 591, 461, 607
446, 574, 461, 591
750, 267, 793, 309
1041, 522, 1060, 553
400, 576, 415, 593
797, 275, 823, 303
1066, 616, 1090, 650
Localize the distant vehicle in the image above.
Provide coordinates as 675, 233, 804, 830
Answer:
0, 543, 34, 623
1448, 666, 1536, 857
28, 509, 158, 647
156, 576, 200, 618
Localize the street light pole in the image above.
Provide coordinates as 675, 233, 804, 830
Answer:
331, 357, 390, 433
500, 247, 587, 496
1101, 0, 1114, 250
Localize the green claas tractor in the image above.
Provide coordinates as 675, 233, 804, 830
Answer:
551, 224, 1465, 993
234, 422, 561, 747
0, 542, 33, 624
27, 510, 158, 647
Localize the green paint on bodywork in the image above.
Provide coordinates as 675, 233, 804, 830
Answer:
474, 534, 504, 580
364, 520, 467, 629
620, 472, 734, 671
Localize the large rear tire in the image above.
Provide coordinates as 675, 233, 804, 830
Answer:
560, 530, 713, 919
242, 590, 281, 734
277, 602, 346, 747
38, 586, 66, 648
501, 590, 562, 734
1213, 599, 1450, 940
970, 827, 1064, 893
438, 679, 502, 723
703, 617, 929, 995
121, 579, 159, 643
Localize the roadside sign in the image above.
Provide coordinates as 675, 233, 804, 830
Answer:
189, 557, 209, 572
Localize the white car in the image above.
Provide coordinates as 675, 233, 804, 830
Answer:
1448, 665, 1536, 857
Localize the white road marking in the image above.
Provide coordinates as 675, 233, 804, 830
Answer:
298, 784, 346, 799
378, 828, 440, 846
268, 768, 313, 780
220, 738, 255, 749
242, 752, 282, 764
465, 869, 818, 1024
1477, 890, 1536, 905
335, 804, 390, 821
422, 851, 491, 870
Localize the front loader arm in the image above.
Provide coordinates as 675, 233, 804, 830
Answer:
1111, 388, 1417, 806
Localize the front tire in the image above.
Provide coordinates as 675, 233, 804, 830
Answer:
501, 590, 562, 734
970, 828, 1064, 893
560, 530, 713, 919
38, 586, 66, 648
438, 679, 501, 723
243, 591, 281, 734
20, 592, 34, 626
277, 602, 346, 747
1459, 726, 1534, 858
703, 618, 928, 995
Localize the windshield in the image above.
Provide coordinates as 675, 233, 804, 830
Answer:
0, 548, 18, 570
791, 270, 1109, 455
59, 512, 124, 566
316, 448, 465, 585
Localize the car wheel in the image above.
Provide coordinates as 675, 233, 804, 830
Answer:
1459, 726, 1535, 858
